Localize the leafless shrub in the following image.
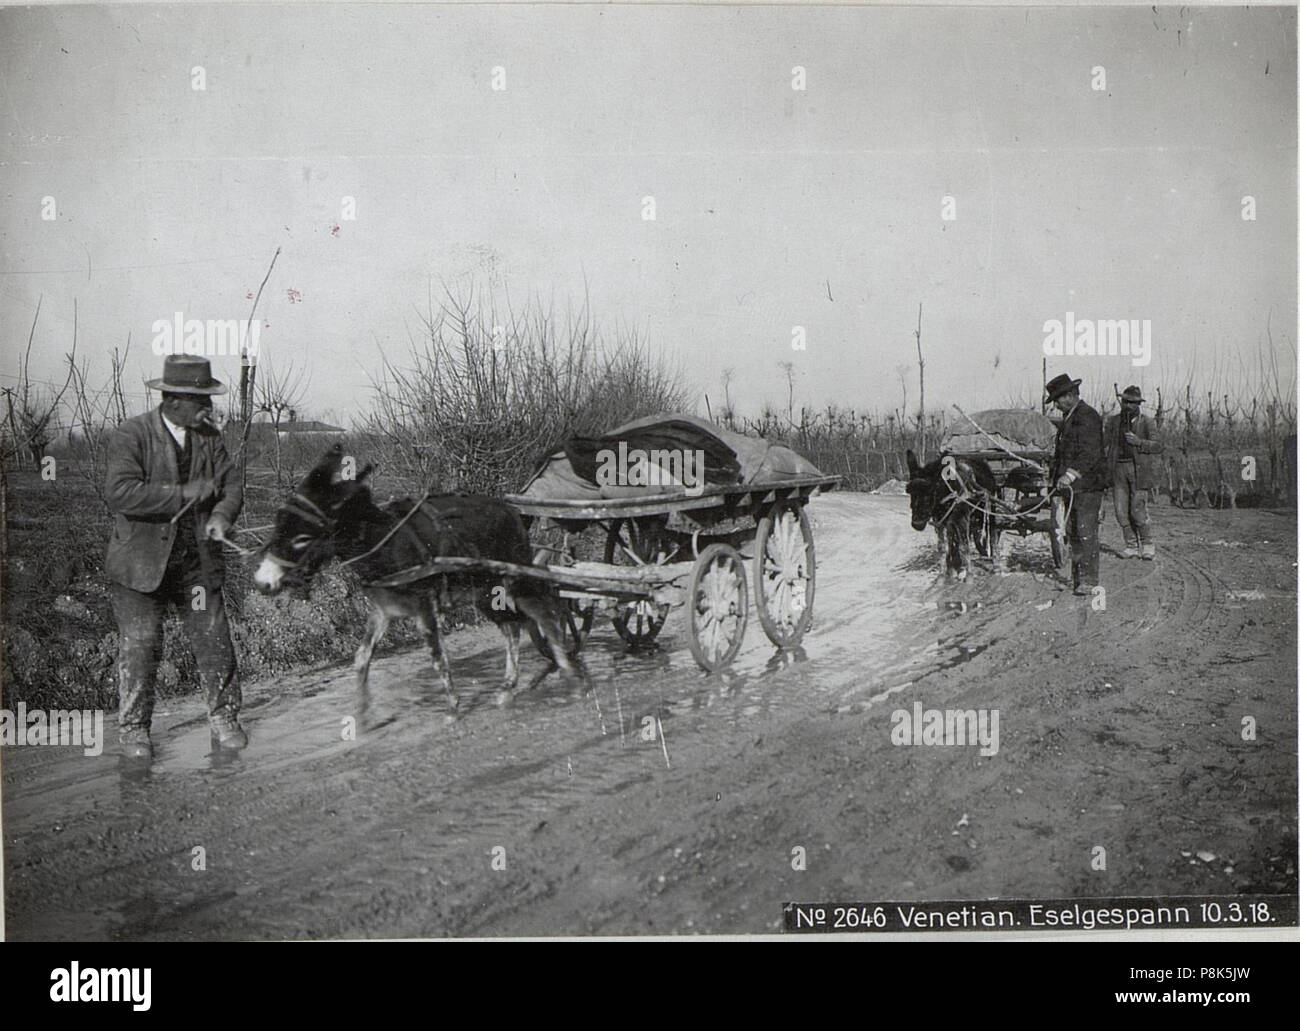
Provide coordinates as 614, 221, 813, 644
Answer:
362, 284, 691, 495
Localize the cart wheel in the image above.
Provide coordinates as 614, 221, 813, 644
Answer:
754, 501, 811, 647
687, 543, 749, 672
1049, 494, 1070, 571
604, 518, 671, 648
527, 546, 595, 661
754, 503, 816, 649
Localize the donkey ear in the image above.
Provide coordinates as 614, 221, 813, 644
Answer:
301, 444, 345, 492
906, 449, 920, 477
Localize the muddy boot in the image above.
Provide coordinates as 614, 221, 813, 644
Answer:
119, 726, 153, 760
117, 648, 156, 760
1136, 524, 1155, 561
1120, 529, 1140, 559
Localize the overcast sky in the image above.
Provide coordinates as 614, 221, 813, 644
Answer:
1, 3, 1295, 426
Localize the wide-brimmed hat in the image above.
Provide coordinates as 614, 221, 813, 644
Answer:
147, 354, 227, 395
1044, 373, 1083, 403
1118, 385, 1145, 404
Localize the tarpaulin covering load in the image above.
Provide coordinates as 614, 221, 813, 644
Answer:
518, 413, 825, 502
942, 409, 1057, 456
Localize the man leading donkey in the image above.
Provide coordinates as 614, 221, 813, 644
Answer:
105, 355, 245, 759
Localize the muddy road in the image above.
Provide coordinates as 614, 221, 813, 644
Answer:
4, 493, 1296, 939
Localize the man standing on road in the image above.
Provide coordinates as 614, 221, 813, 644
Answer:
1104, 385, 1164, 560
1046, 373, 1107, 596
105, 354, 245, 760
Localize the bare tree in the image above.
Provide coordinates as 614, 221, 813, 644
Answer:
777, 360, 796, 428
65, 335, 132, 508
252, 358, 310, 486
2, 297, 77, 472
2, 298, 78, 634
719, 366, 736, 429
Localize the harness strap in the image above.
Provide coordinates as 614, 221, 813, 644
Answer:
284, 492, 335, 531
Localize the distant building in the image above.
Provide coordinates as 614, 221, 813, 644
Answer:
239, 411, 346, 443
274, 418, 346, 440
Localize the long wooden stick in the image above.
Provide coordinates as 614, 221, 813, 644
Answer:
365, 554, 695, 592
236, 247, 282, 484
170, 457, 234, 523
915, 302, 926, 461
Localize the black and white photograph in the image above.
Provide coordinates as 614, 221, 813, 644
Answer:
1, 0, 1296, 945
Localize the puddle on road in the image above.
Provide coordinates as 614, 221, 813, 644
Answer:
5, 497, 1015, 873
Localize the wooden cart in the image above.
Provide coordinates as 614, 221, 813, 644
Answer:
493, 475, 842, 672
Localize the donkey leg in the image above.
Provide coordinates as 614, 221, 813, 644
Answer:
354, 608, 390, 717
957, 518, 971, 581
515, 594, 590, 698
492, 621, 522, 707
418, 596, 458, 712
945, 521, 967, 581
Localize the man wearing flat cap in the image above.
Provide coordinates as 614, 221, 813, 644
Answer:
104, 354, 244, 759
1045, 373, 1107, 595
1104, 385, 1164, 560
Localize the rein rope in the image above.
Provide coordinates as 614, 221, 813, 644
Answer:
211, 488, 440, 573
929, 458, 1075, 538
336, 491, 432, 571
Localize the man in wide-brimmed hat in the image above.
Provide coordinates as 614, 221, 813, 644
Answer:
1045, 373, 1107, 595
104, 354, 244, 759
1103, 385, 1164, 560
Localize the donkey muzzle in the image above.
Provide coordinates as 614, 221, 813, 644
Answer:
252, 551, 295, 594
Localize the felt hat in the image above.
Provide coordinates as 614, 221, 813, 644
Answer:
1044, 373, 1083, 403
147, 354, 227, 395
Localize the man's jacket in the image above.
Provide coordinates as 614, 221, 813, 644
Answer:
1052, 400, 1107, 492
1103, 411, 1164, 491
104, 408, 242, 592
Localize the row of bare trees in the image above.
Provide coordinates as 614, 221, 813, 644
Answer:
707, 314, 1297, 497
2, 308, 316, 509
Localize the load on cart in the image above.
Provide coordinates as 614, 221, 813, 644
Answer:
506, 413, 839, 672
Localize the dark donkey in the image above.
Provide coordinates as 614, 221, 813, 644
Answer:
253, 446, 586, 711
905, 450, 999, 580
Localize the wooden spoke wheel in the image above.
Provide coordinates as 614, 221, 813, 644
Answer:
686, 543, 749, 672
754, 503, 816, 649
604, 518, 672, 649
528, 595, 596, 662
1049, 493, 1071, 571
526, 543, 596, 661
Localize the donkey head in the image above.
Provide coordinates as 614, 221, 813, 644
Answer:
253, 444, 374, 595
905, 449, 943, 531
